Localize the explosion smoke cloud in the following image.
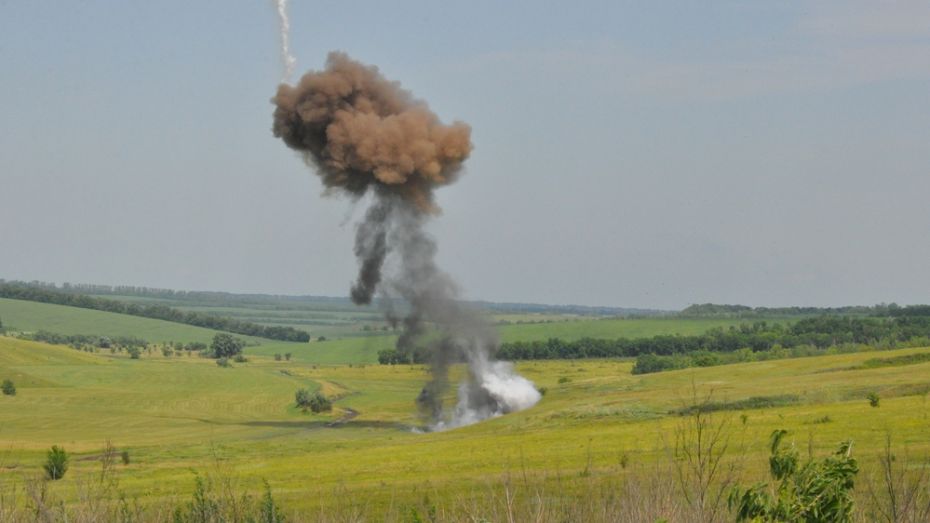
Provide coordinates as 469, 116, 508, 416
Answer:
272, 52, 540, 428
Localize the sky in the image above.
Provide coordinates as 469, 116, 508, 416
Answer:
1, 1, 928, 310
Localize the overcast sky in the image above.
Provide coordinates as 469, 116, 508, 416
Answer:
1, 1, 928, 309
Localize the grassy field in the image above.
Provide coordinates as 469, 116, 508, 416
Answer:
2, 333, 928, 518
0, 298, 239, 344
0, 298, 766, 366
89, 294, 392, 339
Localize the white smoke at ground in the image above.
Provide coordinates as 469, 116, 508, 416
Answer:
272, 0, 296, 82
435, 356, 542, 431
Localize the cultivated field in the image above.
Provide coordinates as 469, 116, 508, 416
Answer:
2, 330, 928, 519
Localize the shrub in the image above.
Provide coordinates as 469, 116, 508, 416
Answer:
121, 450, 130, 465
233, 354, 248, 363
309, 392, 332, 413
259, 480, 286, 523
127, 347, 141, 359
557, 377, 571, 384
378, 349, 409, 365
296, 389, 332, 413
729, 429, 858, 522
274, 353, 282, 361
284, 352, 292, 361
1, 379, 15, 396
295, 388, 311, 410
216, 357, 230, 368
162, 347, 174, 357
868, 392, 880, 407
631, 353, 688, 375
44, 445, 69, 480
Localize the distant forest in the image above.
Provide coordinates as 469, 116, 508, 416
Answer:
679, 302, 918, 317
0, 281, 310, 342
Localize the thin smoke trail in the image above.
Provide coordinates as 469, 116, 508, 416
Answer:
273, 0, 296, 82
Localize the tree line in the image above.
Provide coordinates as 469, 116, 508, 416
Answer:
493, 316, 930, 361
0, 282, 310, 342
679, 302, 930, 318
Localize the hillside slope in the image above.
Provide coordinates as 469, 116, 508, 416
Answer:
0, 297, 250, 344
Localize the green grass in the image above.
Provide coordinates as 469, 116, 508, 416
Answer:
2, 333, 929, 516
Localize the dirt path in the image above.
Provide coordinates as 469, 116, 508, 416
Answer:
326, 407, 359, 427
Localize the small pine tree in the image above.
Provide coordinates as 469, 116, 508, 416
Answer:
1, 379, 15, 396
44, 446, 69, 480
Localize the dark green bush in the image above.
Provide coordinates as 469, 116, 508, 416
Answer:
210, 334, 244, 359
295, 388, 311, 410
310, 392, 332, 413
1, 379, 15, 396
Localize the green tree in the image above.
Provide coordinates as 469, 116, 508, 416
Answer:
1, 379, 15, 396
44, 445, 69, 480
210, 333, 244, 359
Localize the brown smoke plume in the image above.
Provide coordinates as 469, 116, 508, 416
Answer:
272, 52, 540, 428
272, 51, 472, 214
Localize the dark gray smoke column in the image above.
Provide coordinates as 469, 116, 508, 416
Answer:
272, 52, 540, 428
